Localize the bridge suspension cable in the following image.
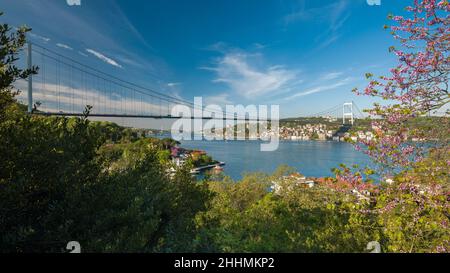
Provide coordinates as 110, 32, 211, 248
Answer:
21, 42, 369, 124
32, 43, 197, 108
307, 101, 368, 123
352, 101, 367, 119
307, 103, 342, 118
21, 42, 260, 121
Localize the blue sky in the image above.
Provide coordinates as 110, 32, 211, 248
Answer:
2, 0, 409, 118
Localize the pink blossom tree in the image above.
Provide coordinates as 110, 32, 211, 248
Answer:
354, 0, 449, 174
348, 0, 450, 252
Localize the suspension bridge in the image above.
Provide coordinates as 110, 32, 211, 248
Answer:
22, 42, 216, 120
18, 42, 367, 126
306, 101, 367, 125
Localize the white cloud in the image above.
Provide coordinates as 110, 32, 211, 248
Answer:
86, 49, 122, 68
286, 77, 352, 100
321, 72, 344, 81
202, 52, 298, 98
28, 32, 51, 43
318, 34, 341, 49
284, 0, 350, 48
253, 43, 267, 50
204, 41, 228, 53
167, 82, 182, 87
285, 0, 348, 25
204, 93, 232, 106
56, 43, 73, 50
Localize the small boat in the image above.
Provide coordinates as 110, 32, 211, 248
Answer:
190, 169, 200, 175
213, 165, 224, 172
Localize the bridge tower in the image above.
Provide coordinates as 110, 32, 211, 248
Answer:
343, 102, 354, 126
27, 42, 33, 114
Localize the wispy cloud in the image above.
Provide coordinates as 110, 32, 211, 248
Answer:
318, 34, 341, 49
56, 43, 73, 50
321, 72, 344, 81
204, 93, 232, 106
284, 0, 350, 48
167, 82, 182, 87
204, 41, 229, 53
28, 32, 51, 43
285, 77, 352, 100
253, 43, 267, 50
110, 0, 153, 51
86, 49, 122, 68
201, 50, 298, 98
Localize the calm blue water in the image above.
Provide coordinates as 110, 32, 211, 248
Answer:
179, 140, 372, 180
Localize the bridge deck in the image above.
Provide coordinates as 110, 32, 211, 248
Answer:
35, 112, 262, 121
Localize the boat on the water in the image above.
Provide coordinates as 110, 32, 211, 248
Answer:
191, 162, 226, 174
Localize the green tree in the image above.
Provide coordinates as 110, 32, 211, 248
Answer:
0, 12, 37, 121
196, 168, 380, 253
0, 14, 211, 252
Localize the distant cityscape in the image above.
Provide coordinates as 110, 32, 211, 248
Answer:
279, 123, 373, 142
141, 115, 438, 143
198, 116, 375, 142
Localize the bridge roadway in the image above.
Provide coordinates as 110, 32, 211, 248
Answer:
35, 112, 262, 121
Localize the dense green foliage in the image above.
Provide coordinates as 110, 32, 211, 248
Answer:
0, 109, 211, 252
195, 170, 379, 253
194, 159, 449, 253
0, 21, 210, 253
